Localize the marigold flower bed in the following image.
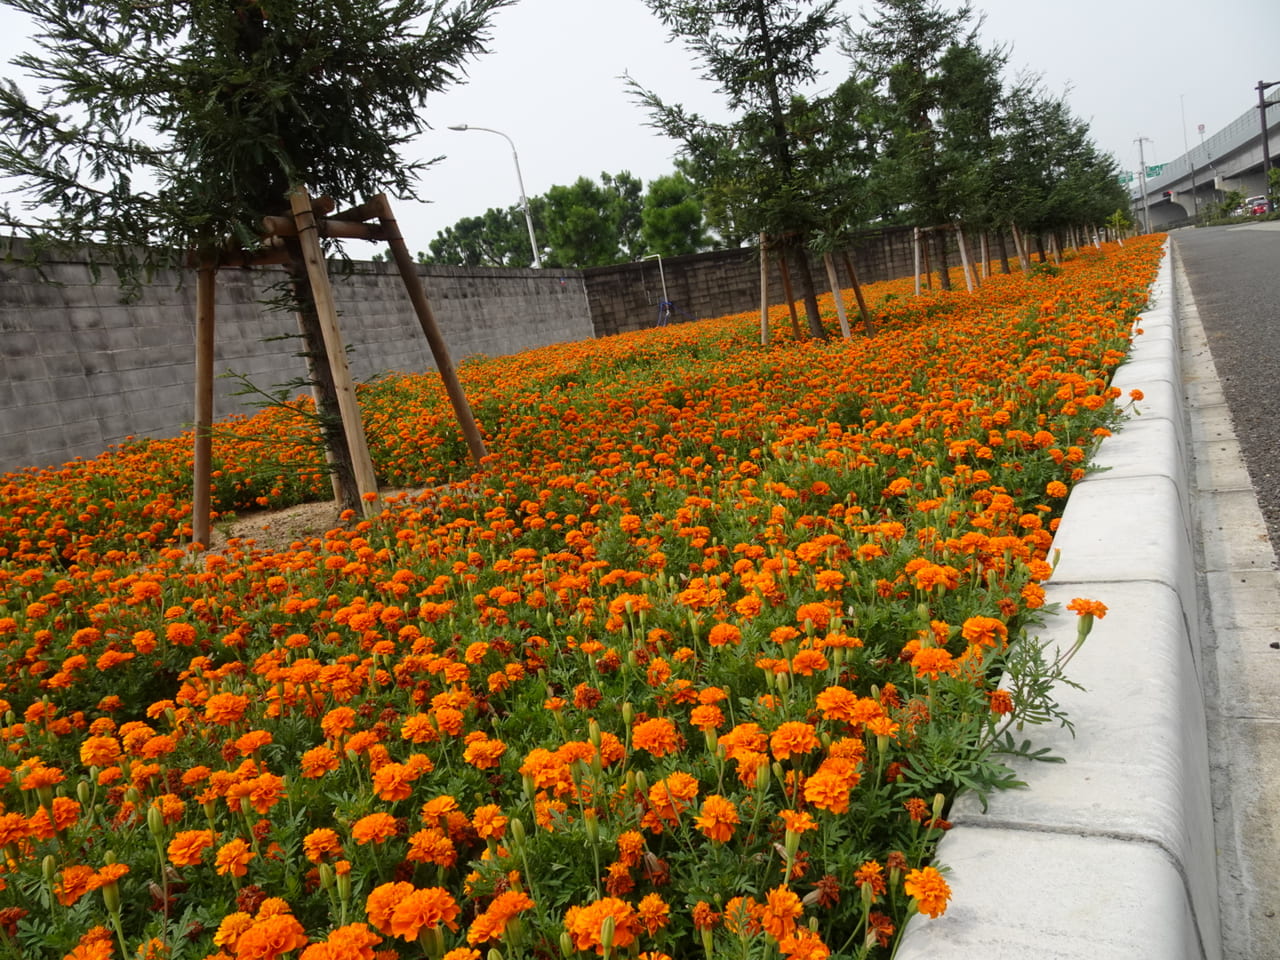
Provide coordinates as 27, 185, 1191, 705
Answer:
0, 236, 1164, 960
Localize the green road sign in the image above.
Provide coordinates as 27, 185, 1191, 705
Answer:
1146, 163, 1165, 177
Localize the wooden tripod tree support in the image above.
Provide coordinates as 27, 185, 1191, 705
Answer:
189, 187, 489, 548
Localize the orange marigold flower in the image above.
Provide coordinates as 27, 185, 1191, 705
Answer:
769, 722, 819, 761
632, 717, 680, 758
351, 813, 399, 845
1066, 597, 1108, 619
853, 860, 886, 896
471, 804, 508, 840
371, 763, 418, 802
300, 746, 340, 779
689, 704, 724, 731
904, 865, 951, 918
167, 829, 216, 868
55, 865, 97, 906
387, 886, 460, 940
777, 927, 831, 960
303, 828, 344, 864
693, 795, 739, 844
215, 837, 255, 878
204, 693, 249, 726
79, 736, 122, 768
911, 647, 958, 680
235, 913, 308, 960
960, 616, 1008, 648
563, 897, 638, 955
757, 884, 804, 940
637, 893, 670, 935
1045, 480, 1069, 498
365, 882, 414, 936
706, 623, 742, 647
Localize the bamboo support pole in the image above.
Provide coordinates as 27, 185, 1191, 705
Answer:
288, 186, 381, 515
841, 251, 875, 337
759, 233, 770, 346
373, 194, 488, 468
192, 262, 216, 548
822, 252, 851, 339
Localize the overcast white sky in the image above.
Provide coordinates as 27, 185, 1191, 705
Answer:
2, 0, 1278, 255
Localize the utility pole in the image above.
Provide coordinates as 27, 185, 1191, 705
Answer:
1181, 95, 1199, 221
1135, 136, 1153, 233
1258, 80, 1278, 212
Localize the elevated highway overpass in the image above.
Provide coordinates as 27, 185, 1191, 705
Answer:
1132, 90, 1279, 228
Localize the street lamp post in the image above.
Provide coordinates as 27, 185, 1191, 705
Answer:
1257, 81, 1278, 212
448, 124, 542, 268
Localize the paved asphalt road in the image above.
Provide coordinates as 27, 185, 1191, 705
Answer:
1171, 222, 1280, 557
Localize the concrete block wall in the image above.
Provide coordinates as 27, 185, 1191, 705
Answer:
581, 226, 928, 338
0, 241, 594, 473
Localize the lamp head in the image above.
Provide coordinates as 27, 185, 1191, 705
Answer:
447, 124, 468, 131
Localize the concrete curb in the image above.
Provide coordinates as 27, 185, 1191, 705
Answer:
895, 241, 1222, 960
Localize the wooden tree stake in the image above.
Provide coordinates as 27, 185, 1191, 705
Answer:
289, 186, 381, 515
759, 234, 770, 346
913, 227, 922, 296
192, 262, 216, 548
373, 194, 488, 467
841, 251, 875, 337
822, 252, 851, 339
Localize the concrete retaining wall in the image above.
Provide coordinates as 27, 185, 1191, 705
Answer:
896, 242, 1221, 959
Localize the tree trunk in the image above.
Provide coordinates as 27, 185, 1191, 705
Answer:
1034, 235, 1046, 263
759, 233, 770, 346
777, 250, 802, 339
791, 240, 829, 341
285, 240, 360, 513
934, 230, 952, 291
996, 231, 1012, 274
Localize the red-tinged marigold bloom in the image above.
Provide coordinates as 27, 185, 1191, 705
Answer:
351, 813, 399, 845
215, 838, 255, 878
988, 689, 1015, 715
563, 897, 638, 955
693, 795, 739, 844
204, 693, 250, 726
903, 866, 951, 918
632, 717, 681, 758
757, 885, 804, 940
853, 860, 886, 896
769, 722, 819, 761
167, 830, 216, 868
691, 901, 720, 931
